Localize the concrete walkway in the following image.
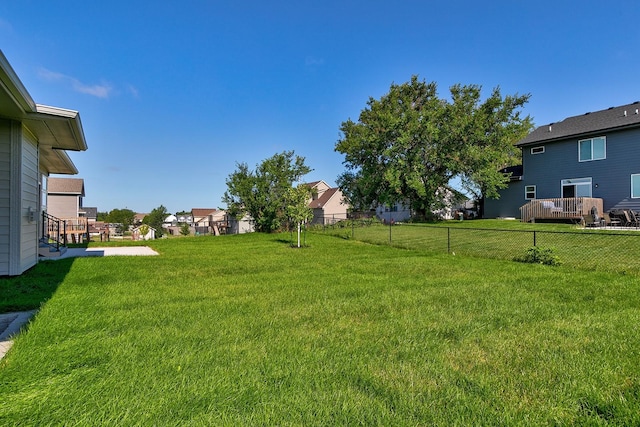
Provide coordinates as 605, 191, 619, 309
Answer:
1, 246, 159, 360
0, 310, 37, 360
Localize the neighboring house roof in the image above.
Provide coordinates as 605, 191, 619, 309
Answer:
82, 207, 98, 218
192, 208, 217, 217
517, 101, 640, 146
308, 187, 340, 209
48, 177, 85, 196
134, 213, 147, 222
164, 214, 177, 223
0, 50, 87, 174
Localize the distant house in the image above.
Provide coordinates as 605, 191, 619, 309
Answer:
83, 206, 98, 224
485, 102, 640, 220
306, 181, 349, 225
47, 177, 85, 219
0, 51, 88, 275
375, 201, 412, 223
46, 177, 89, 242
226, 213, 255, 234
134, 213, 147, 225
374, 187, 467, 222
163, 214, 177, 225
176, 214, 192, 224
191, 208, 226, 235
132, 225, 156, 241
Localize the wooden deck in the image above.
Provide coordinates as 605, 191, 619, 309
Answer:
47, 217, 89, 243
520, 197, 603, 223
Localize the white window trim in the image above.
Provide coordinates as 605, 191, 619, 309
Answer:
531, 146, 545, 154
525, 185, 536, 200
578, 136, 606, 162
632, 174, 640, 198
561, 177, 592, 197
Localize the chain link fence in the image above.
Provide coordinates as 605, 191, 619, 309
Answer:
311, 220, 640, 275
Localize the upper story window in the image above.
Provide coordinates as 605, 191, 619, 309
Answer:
579, 136, 606, 162
531, 146, 545, 155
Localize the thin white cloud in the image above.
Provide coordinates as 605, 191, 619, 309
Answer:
72, 79, 112, 98
38, 67, 113, 99
305, 56, 325, 66
38, 68, 66, 82
127, 84, 140, 99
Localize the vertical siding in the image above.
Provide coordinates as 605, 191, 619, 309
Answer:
20, 130, 38, 272
0, 119, 11, 275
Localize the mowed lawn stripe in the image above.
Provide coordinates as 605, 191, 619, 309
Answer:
1, 233, 639, 425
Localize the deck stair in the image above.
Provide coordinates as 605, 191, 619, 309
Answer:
39, 212, 67, 258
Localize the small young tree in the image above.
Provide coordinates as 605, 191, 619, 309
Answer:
285, 185, 313, 247
179, 222, 191, 236
138, 224, 150, 240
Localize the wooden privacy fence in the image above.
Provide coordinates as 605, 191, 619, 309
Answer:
519, 198, 603, 223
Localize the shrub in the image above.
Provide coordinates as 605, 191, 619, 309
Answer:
514, 246, 562, 266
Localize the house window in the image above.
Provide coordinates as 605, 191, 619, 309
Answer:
561, 177, 592, 198
578, 136, 606, 162
632, 174, 640, 198
531, 146, 545, 154
525, 185, 536, 200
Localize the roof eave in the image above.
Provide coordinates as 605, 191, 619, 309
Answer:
0, 51, 37, 115
516, 122, 640, 146
40, 148, 79, 175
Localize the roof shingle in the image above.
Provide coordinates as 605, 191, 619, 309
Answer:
518, 101, 640, 146
47, 177, 85, 195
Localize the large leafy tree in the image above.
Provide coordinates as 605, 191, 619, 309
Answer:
143, 205, 168, 237
106, 208, 136, 233
335, 76, 532, 219
444, 84, 533, 216
222, 151, 312, 233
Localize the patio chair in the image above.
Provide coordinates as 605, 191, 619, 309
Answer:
603, 212, 621, 227
610, 209, 628, 226
627, 209, 640, 227
588, 206, 603, 227
582, 214, 599, 228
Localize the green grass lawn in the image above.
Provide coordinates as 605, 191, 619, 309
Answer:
1, 233, 639, 425
319, 219, 640, 274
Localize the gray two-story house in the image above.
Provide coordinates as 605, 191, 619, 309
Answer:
485, 102, 640, 221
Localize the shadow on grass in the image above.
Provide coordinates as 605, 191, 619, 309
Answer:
0, 258, 74, 313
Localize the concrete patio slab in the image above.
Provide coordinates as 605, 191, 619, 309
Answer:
57, 246, 159, 259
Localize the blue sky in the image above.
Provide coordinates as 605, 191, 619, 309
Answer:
2, 1, 640, 213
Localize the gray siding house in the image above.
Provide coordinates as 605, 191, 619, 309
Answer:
485, 102, 640, 219
0, 51, 87, 275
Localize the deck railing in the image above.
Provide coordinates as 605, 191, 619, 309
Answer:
520, 197, 603, 223
42, 212, 65, 250
43, 215, 89, 244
